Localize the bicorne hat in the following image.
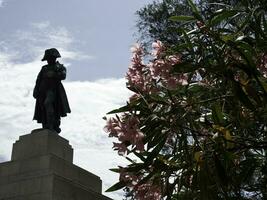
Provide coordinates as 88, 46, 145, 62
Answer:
41, 48, 61, 61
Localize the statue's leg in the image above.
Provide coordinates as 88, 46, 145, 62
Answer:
42, 122, 47, 129
54, 118, 61, 133
40, 97, 48, 129
44, 91, 55, 131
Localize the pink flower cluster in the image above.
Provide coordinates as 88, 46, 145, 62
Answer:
126, 43, 153, 93
150, 40, 188, 89
105, 41, 191, 199
134, 183, 162, 200
126, 41, 188, 92
152, 40, 165, 57
119, 169, 162, 200
104, 114, 144, 156
119, 168, 139, 185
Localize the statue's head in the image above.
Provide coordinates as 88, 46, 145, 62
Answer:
41, 48, 61, 62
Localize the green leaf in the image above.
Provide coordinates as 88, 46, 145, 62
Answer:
212, 104, 224, 125
239, 156, 258, 184
235, 63, 255, 77
105, 181, 126, 192
145, 136, 167, 166
126, 163, 145, 172
148, 130, 165, 149
236, 41, 256, 67
227, 41, 257, 74
233, 82, 255, 110
214, 154, 228, 186
150, 94, 168, 105
188, 83, 208, 93
263, 12, 267, 34
182, 29, 194, 51
109, 168, 120, 173
172, 42, 193, 52
221, 34, 236, 42
243, 84, 262, 105
169, 15, 196, 22
138, 170, 156, 185
209, 10, 239, 26
172, 61, 197, 73
133, 151, 146, 162
258, 77, 267, 93
186, 0, 202, 21
107, 105, 129, 114
236, 12, 252, 34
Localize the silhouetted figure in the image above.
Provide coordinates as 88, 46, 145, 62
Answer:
33, 48, 71, 133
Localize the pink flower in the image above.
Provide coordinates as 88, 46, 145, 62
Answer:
126, 44, 154, 93
130, 43, 142, 55
162, 74, 188, 89
131, 54, 144, 70
129, 94, 140, 103
119, 168, 139, 185
126, 65, 153, 93
178, 74, 189, 85
167, 54, 181, 65
135, 140, 145, 152
196, 20, 205, 28
150, 59, 169, 78
105, 114, 145, 155
107, 41, 190, 157
104, 117, 119, 137
166, 77, 179, 89
119, 167, 162, 200
113, 142, 128, 156
134, 183, 162, 200
152, 40, 164, 57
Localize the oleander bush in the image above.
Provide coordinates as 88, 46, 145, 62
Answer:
105, 0, 267, 199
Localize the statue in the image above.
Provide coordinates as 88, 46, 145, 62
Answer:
33, 48, 71, 133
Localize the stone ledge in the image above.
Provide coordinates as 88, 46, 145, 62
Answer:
11, 129, 73, 163
0, 154, 102, 193
0, 171, 111, 200
53, 175, 112, 200
0, 193, 52, 200
0, 129, 113, 200
0, 173, 54, 198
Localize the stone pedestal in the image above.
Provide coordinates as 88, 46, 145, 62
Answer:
0, 129, 112, 200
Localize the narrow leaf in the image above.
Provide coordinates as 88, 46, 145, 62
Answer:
109, 168, 120, 173
107, 105, 129, 114
210, 10, 239, 26
105, 181, 126, 192
145, 136, 167, 166
212, 104, 224, 125
186, 0, 202, 21
169, 15, 196, 22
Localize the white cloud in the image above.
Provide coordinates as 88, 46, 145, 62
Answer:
31, 21, 51, 30
0, 22, 130, 199
0, 1, 3, 7
0, 155, 6, 162
0, 21, 94, 64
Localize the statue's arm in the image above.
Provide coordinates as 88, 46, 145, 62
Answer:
56, 62, 67, 80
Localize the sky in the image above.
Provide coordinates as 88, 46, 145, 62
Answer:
0, 0, 154, 199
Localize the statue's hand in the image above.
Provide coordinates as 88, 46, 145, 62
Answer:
46, 70, 56, 78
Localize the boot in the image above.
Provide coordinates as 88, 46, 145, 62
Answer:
54, 118, 61, 134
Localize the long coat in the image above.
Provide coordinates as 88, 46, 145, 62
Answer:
33, 62, 71, 123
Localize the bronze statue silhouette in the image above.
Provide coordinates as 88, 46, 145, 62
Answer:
33, 48, 71, 133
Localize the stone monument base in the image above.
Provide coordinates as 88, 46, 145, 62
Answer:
0, 129, 112, 200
